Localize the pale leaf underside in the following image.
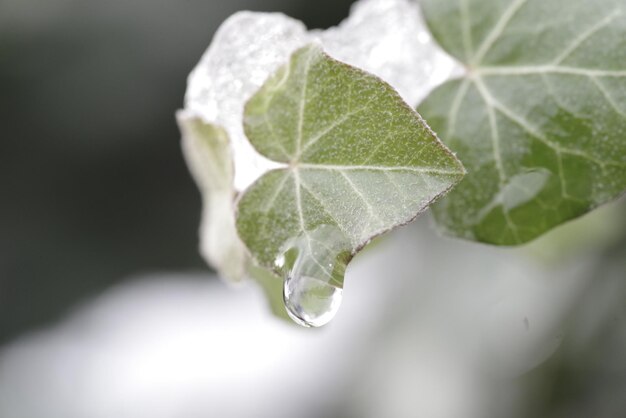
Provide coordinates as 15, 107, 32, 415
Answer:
178, 113, 250, 282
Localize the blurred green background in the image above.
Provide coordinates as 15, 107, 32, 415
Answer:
0, 0, 354, 344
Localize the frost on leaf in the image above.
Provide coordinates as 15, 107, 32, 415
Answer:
180, 0, 462, 286
177, 113, 249, 282
319, 0, 461, 106
184, 12, 307, 192
183, 0, 461, 192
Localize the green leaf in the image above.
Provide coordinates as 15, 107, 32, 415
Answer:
248, 264, 291, 321
178, 112, 250, 282
419, 0, 626, 245
236, 44, 465, 286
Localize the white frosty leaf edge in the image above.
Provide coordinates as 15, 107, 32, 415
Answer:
177, 110, 250, 282
182, 0, 462, 192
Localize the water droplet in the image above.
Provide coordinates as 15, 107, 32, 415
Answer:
274, 253, 285, 269
275, 225, 352, 328
283, 274, 343, 328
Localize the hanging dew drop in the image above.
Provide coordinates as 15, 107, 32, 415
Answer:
276, 225, 351, 328
283, 273, 343, 328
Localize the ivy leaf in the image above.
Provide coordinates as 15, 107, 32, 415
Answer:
419, 0, 626, 244
179, 113, 293, 319
177, 112, 250, 282
236, 44, 465, 288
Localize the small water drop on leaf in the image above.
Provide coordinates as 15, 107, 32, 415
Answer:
236, 43, 464, 325
275, 225, 352, 327
283, 274, 343, 328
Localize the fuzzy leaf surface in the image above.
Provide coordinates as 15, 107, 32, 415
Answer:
237, 44, 465, 282
419, 0, 626, 244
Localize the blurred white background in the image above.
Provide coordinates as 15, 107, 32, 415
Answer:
1, 211, 625, 417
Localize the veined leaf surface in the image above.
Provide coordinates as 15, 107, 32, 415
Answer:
419, 0, 626, 244
236, 44, 465, 285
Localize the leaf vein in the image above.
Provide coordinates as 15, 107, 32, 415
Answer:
472, 0, 529, 65
473, 77, 507, 182
298, 163, 461, 175
298, 178, 352, 239
447, 79, 471, 139
300, 104, 370, 156
338, 170, 384, 229
296, 49, 315, 157
589, 75, 626, 117
552, 9, 622, 65
479, 66, 626, 77
460, 0, 474, 61
261, 171, 290, 213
